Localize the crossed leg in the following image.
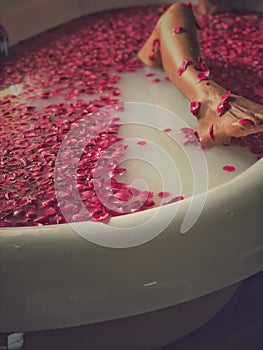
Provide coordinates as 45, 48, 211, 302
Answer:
138, 3, 263, 147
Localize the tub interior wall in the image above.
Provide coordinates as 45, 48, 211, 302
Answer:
0, 0, 197, 46
1, 0, 262, 46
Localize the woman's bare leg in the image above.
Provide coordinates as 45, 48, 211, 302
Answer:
195, 0, 232, 15
138, 3, 263, 147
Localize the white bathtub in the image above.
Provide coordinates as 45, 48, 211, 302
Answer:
0, 1, 263, 349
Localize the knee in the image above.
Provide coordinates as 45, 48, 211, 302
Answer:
168, 2, 191, 13
159, 2, 192, 22
158, 2, 192, 28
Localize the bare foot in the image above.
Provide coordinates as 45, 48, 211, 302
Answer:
197, 86, 263, 147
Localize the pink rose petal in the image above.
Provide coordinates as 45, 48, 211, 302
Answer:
194, 59, 210, 82
143, 198, 155, 207
114, 189, 133, 202
180, 127, 195, 134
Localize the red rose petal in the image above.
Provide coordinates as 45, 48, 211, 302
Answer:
180, 128, 200, 146
180, 127, 195, 134
114, 189, 133, 202
148, 53, 156, 61
178, 57, 190, 76
197, 70, 210, 82
239, 118, 251, 125
216, 91, 231, 116
158, 191, 171, 198
152, 38, 160, 50
222, 165, 236, 172
190, 100, 201, 116
137, 140, 147, 146
172, 26, 188, 34
209, 124, 215, 141
163, 196, 185, 205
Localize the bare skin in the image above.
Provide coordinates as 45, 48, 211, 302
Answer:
138, 3, 263, 147
195, 0, 232, 16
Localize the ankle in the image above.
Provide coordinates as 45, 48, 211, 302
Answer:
195, 81, 227, 111
193, 78, 220, 97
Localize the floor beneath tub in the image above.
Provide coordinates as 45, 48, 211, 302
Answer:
23, 271, 263, 350
161, 270, 263, 350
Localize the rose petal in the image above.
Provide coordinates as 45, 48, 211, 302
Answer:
239, 118, 251, 125
163, 196, 185, 205
190, 101, 201, 116
0, 6, 262, 228
180, 127, 195, 134
178, 57, 190, 76
158, 191, 171, 198
222, 164, 236, 172
216, 91, 231, 116
148, 53, 156, 61
197, 70, 210, 82
152, 38, 160, 50
137, 140, 147, 146
172, 26, 188, 34
209, 124, 215, 141
150, 78, 161, 83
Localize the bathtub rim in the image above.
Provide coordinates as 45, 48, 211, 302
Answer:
0, 151, 262, 333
